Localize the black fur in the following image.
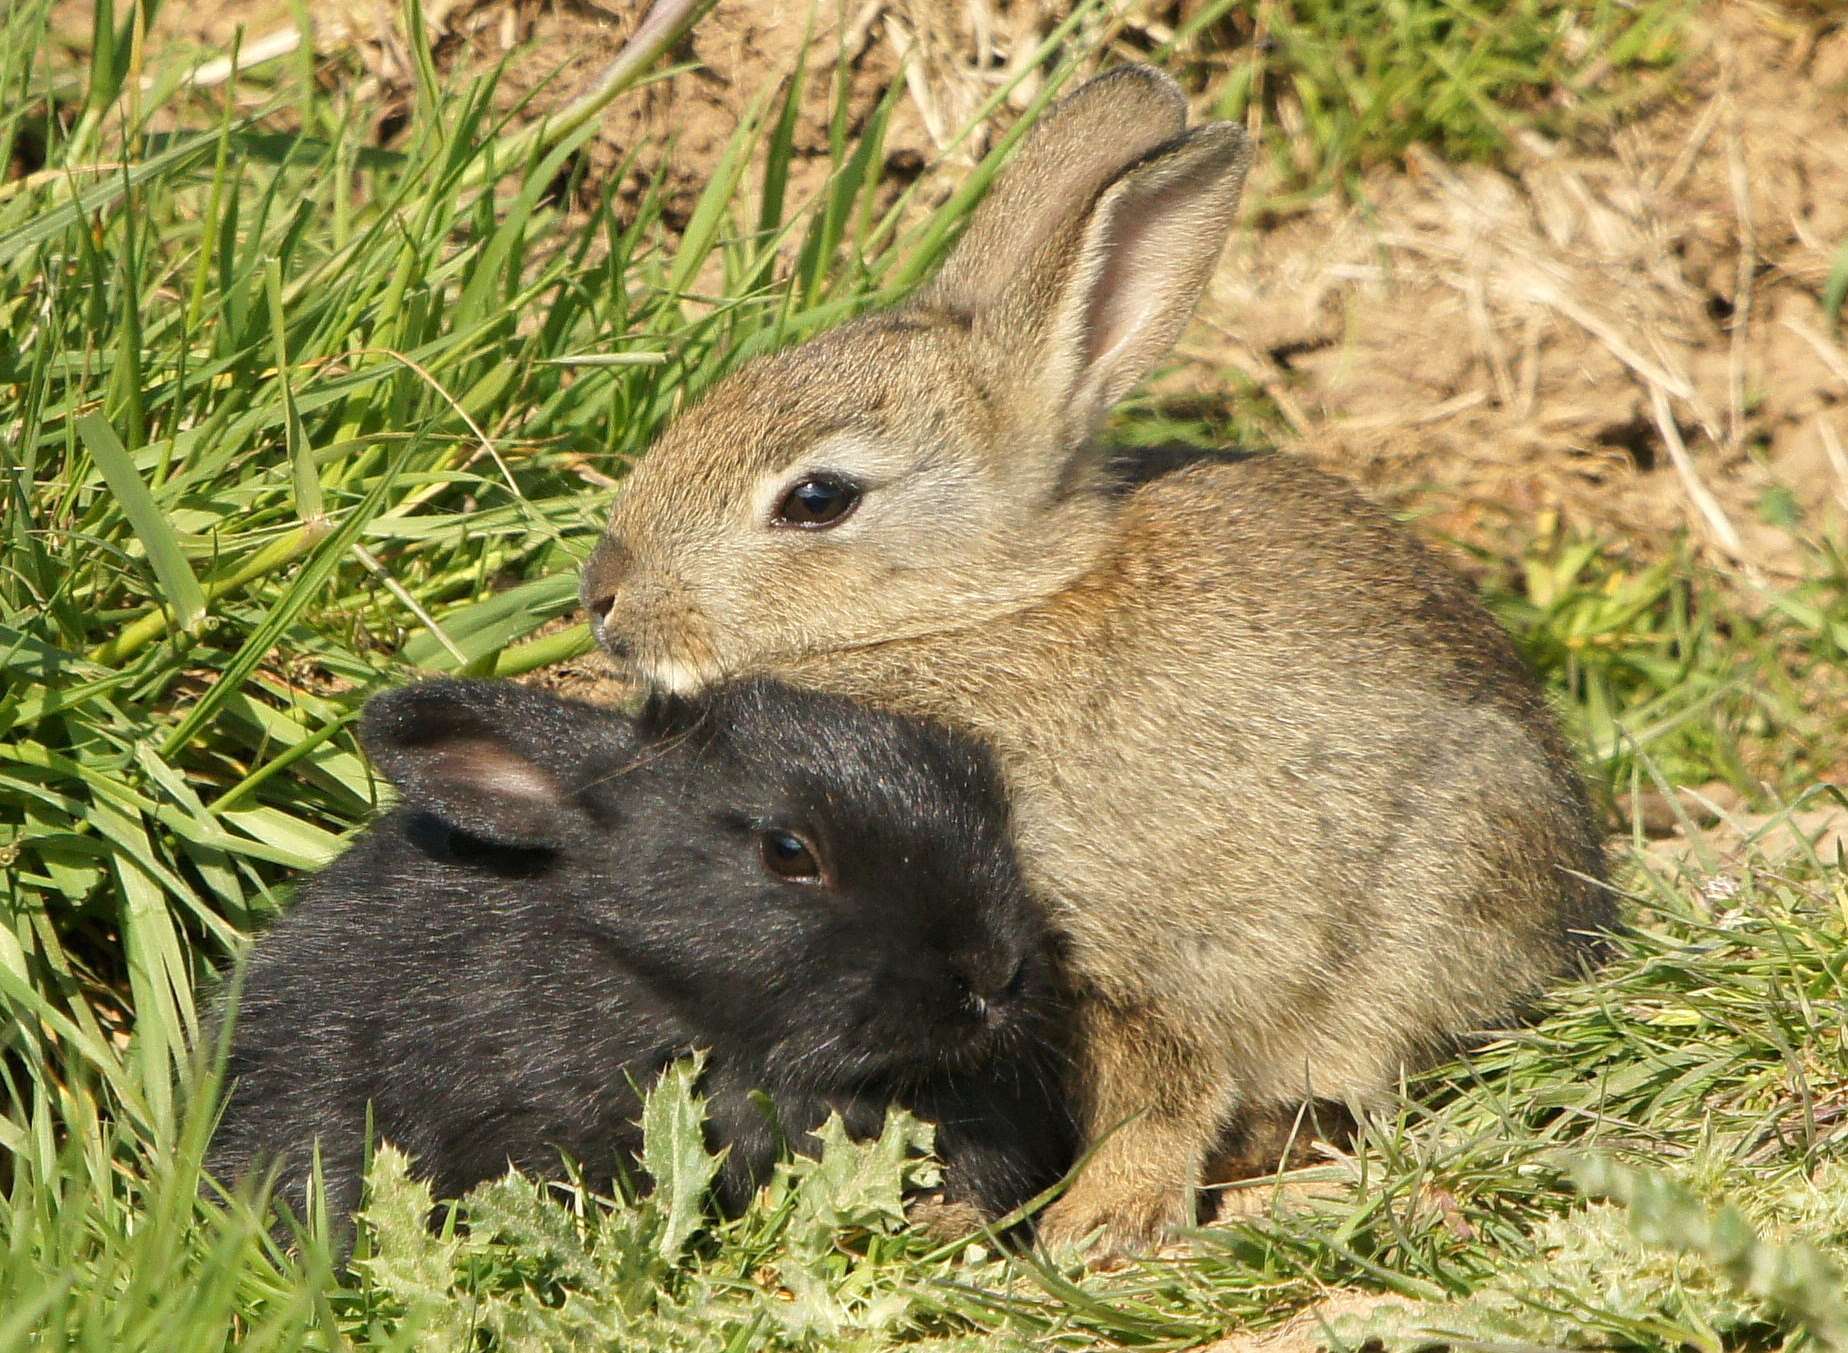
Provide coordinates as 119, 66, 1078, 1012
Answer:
203, 678, 1074, 1241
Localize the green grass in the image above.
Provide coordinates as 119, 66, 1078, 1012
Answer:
3, 0, 1845, 1348
1481, 524, 1848, 798
1164, 0, 1690, 210
0, 0, 1100, 1156
5, 858, 1845, 1350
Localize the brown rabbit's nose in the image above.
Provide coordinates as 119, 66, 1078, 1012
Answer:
580, 536, 630, 630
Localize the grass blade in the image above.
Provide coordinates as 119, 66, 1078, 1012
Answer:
77, 413, 207, 639
265, 258, 323, 525
1824, 235, 1848, 335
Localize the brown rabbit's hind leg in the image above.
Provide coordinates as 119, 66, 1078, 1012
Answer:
1200, 1099, 1358, 1225
1209, 1099, 1357, 1177
1037, 997, 1234, 1262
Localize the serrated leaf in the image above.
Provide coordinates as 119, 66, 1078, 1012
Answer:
352, 1145, 466, 1339
784, 1107, 934, 1260
1574, 1158, 1848, 1351
640, 1054, 719, 1263
461, 1172, 602, 1290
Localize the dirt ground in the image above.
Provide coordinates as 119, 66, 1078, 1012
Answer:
96, 0, 1848, 573
1212, 3, 1848, 580
78, 0, 1095, 238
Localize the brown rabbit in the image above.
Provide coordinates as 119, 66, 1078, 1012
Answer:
579, 65, 1612, 1255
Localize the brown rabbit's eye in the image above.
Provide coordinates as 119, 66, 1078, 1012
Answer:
774, 476, 860, 529
759, 829, 823, 883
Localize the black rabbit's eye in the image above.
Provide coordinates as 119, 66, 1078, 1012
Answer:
759, 829, 823, 883
773, 476, 860, 529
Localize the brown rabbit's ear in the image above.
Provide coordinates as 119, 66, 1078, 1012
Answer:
1032, 121, 1252, 426
1042, 123, 1256, 425
920, 65, 1187, 317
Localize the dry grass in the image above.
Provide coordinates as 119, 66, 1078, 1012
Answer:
1199, 4, 1848, 583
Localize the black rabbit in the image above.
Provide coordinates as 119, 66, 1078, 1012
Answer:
203, 677, 1073, 1244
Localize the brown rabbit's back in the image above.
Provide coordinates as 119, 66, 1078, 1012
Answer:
782, 450, 1609, 1109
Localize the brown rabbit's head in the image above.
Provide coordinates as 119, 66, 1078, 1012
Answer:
584, 66, 1251, 693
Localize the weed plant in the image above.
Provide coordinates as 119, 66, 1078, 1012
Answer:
2, 1, 1843, 1348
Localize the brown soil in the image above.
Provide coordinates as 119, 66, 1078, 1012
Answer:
1192, 1292, 1406, 1353
87, 0, 1093, 244
1210, 2, 1848, 579
104, 2, 1848, 575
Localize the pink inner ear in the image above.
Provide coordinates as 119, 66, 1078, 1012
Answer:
433, 739, 560, 805
1082, 173, 1201, 388
1079, 156, 1234, 414
1084, 206, 1168, 380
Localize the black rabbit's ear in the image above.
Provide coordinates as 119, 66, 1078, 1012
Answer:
358, 680, 636, 848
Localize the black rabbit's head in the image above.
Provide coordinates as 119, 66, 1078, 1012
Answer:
359, 678, 1054, 1089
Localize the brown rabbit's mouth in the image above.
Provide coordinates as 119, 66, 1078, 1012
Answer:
601, 623, 727, 697
640, 654, 716, 697
602, 594, 1025, 699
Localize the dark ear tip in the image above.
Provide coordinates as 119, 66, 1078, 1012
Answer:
1183, 121, 1255, 180
1053, 64, 1188, 132
358, 679, 492, 758
1086, 63, 1186, 108
1117, 121, 1253, 192
1190, 120, 1253, 156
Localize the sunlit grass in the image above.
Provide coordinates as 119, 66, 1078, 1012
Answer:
4, 0, 1844, 1349
1180, 0, 1690, 211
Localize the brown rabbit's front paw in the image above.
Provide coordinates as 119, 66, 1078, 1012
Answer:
1038, 1179, 1190, 1265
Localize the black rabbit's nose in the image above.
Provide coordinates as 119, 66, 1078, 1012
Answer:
962, 957, 1030, 1021
1002, 957, 1030, 1000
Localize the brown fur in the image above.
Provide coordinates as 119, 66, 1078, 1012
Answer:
581, 66, 1612, 1256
